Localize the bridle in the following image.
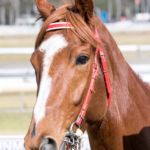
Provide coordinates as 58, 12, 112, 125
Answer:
46, 22, 112, 149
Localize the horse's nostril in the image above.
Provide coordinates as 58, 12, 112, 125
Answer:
39, 137, 57, 150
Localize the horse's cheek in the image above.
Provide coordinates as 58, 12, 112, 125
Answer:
72, 79, 87, 105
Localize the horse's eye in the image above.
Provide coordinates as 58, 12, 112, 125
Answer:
76, 55, 89, 65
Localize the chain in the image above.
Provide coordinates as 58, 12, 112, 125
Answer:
63, 123, 83, 150
64, 131, 81, 150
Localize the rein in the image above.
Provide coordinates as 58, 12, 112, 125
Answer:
46, 22, 112, 149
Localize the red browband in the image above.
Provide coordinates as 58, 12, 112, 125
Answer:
46, 22, 112, 127
47, 22, 73, 32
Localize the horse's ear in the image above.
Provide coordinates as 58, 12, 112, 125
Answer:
35, 0, 55, 19
74, 0, 94, 22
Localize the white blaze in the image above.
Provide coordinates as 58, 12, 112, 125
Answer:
34, 34, 68, 124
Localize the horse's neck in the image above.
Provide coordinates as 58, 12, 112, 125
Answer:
87, 25, 150, 149
110, 49, 150, 126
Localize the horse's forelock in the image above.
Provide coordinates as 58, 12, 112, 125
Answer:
35, 4, 99, 50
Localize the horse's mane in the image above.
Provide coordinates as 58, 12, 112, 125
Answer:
130, 67, 150, 96
35, 4, 100, 50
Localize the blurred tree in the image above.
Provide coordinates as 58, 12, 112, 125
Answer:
95, 0, 107, 9
95, 0, 136, 21
20, 0, 34, 15
0, 0, 20, 25
107, 0, 113, 21
0, 0, 149, 25
115, 0, 122, 20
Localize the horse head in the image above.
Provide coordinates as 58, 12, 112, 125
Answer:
24, 0, 111, 149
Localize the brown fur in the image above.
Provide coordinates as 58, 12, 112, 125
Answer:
25, 0, 150, 149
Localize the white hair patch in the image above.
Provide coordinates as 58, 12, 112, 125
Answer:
34, 34, 68, 124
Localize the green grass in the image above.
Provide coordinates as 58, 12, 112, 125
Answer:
0, 36, 35, 48
113, 32, 150, 45
0, 92, 35, 135
0, 112, 32, 135
1, 45, 149, 65
123, 51, 150, 64
0, 55, 31, 66
0, 32, 150, 48
0, 92, 36, 109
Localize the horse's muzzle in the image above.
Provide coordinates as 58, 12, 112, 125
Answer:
39, 138, 57, 150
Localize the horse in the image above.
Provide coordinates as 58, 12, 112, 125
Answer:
24, 0, 150, 149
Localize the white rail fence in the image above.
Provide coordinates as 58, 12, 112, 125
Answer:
0, 134, 91, 150
0, 135, 24, 150
0, 64, 149, 94
0, 44, 150, 54
0, 45, 149, 92
119, 44, 150, 52
0, 45, 149, 110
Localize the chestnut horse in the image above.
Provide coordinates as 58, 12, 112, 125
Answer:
25, 0, 150, 149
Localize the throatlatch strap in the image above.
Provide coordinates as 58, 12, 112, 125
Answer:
95, 30, 112, 109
